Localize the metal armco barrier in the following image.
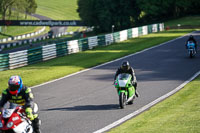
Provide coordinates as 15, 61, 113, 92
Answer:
0, 23, 164, 71
28, 47, 43, 64
113, 32, 120, 42
56, 42, 68, 57
9, 50, 28, 69
127, 29, 132, 39
88, 36, 98, 49
98, 35, 106, 46
78, 38, 89, 51
0, 54, 9, 71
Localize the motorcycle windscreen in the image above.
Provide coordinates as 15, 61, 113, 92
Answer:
118, 80, 128, 87
118, 74, 130, 80
2, 109, 15, 118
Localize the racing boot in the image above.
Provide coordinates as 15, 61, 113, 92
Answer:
135, 90, 139, 97
133, 82, 139, 97
32, 117, 41, 133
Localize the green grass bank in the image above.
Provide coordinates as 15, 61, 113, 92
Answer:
35, 0, 79, 20
109, 76, 200, 133
35, 0, 81, 32
0, 15, 41, 40
165, 16, 200, 28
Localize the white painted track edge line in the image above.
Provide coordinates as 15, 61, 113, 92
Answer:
31, 32, 192, 89
93, 70, 200, 133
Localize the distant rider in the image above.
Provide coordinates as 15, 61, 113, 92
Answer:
186, 35, 197, 51
114, 61, 139, 97
0, 76, 41, 133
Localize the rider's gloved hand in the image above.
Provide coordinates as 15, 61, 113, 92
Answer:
0, 107, 3, 115
25, 107, 34, 120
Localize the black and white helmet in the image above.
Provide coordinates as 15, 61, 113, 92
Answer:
189, 35, 194, 39
121, 61, 130, 71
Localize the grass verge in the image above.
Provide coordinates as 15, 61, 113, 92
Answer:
109, 76, 200, 133
0, 29, 197, 92
35, 0, 79, 20
165, 16, 200, 28
0, 27, 50, 53
0, 27, 41, 40
0, 14, 43, 40
0, 26, 46, 40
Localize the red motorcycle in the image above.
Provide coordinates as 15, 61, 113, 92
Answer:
0, 104, 33, 133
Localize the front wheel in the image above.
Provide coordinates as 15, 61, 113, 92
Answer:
119, 92, 126, 109
190, 51, 193, 58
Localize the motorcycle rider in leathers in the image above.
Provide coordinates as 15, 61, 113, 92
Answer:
186, 35, 197, 52
0, 75, 41, 133
114, 61, 139, 97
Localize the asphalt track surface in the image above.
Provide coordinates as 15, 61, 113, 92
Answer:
32, 31, 200, 133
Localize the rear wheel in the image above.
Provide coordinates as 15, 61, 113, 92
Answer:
119, 92, 126, 109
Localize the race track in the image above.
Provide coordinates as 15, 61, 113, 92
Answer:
32, 31, 200, 133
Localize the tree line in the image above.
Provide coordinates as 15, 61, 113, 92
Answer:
0, 0, 37, 20
77, 0, 200, 33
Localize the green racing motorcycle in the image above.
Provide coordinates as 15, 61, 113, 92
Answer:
114, 73, 136, 109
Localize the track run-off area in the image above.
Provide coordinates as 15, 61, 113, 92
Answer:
31, 31, 200, 133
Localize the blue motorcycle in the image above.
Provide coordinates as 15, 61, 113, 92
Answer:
186, 41, 196, 58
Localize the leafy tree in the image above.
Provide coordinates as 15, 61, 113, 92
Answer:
0, 0, 37, 20
187, 0, 200, 15
0, 0, 15, 20
170, 0, 191, 17
136, 0, 198, 24
25, 0, 37, 19
77, 0, 96, 26
138, 0, 173, 23
77, 0, 139, 32
77, 0, 200, 33
13, 0, 27, 19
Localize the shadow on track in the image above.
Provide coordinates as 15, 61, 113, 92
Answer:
43, 104, 119, 111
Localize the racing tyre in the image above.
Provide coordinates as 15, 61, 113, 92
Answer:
190, 52, 193, 58
119, 92, 126, 109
